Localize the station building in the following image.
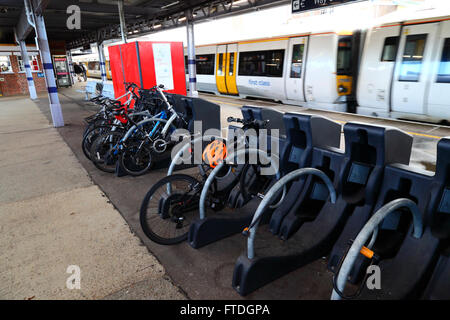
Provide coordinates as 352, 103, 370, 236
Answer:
0, 44, 46, 97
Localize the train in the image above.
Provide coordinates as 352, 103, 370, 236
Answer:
182, 8, 450, 123
74, 8, 450, 123
72, 55, 113, 80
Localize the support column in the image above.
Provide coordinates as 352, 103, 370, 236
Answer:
18, 39, 37, 99
34, 13, 64, 127
66, 49, 76, 85
186, 10, 198, 97
118, 0, 127, 43
98, 42, 108, 83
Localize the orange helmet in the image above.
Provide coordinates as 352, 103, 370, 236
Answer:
202, 140, 227, 168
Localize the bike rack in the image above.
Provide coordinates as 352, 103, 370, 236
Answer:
331, 198, 423, 300
246, 168, 337, 259
423, 141, 450, 300
268, 113, 341, 235
187, 108, 343, 249
186, 106, 287, 249
327, 125, 413, 280
330, 137, 450, 299
232, 122, 410, 296
187, 147, 280, 249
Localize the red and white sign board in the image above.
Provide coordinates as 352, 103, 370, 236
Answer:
108, 41, 187, 105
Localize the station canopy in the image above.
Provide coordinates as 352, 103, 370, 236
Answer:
0, 0, 290, 48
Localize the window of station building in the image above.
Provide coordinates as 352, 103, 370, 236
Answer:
196, 54, 215, 75
437, 38, 450, 83
399, 34, 427, 82
0, 55, 13, 73
238, 49, 285, 77
18, 55, 40, 72
337, 37, 352, 75
290, 44, 304, 78
381, 36, 399, 62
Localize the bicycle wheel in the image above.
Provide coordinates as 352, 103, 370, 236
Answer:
90, 131, 123, 173
120, 139, 153, 176
82, 125, 122, 161
140, 174, 202, 245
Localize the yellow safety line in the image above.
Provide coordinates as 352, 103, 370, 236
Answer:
332, 120, 440, 139
207, 99, 443, 140
209, 98, 242, 107
405, 132, 441, 140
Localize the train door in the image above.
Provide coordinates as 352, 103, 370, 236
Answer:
216, 44, 238, 95
427, 20, 450, 120
392, 23, 439, 115
285, 37, 307, 102
225, 44, 238, 95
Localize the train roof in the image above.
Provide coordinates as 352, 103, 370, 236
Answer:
375, 5, 450, 27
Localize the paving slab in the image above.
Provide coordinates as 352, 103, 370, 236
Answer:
0, 95, 184, 300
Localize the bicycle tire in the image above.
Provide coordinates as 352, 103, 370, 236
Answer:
140, 174, 202, 245
82, 125, 124, 161
90, 131, 123, 173
119, 139, 153, 176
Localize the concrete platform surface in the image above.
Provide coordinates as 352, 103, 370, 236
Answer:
0, 96, 185, 300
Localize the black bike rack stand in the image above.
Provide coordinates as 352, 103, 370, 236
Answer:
188, 109, 343, 250
187, 106, 287, 249
269, 113, 341, 235
422, 139, 450, 299
232, 122, 410, 296
348, 137, 450, 299
327, 125, 413, 281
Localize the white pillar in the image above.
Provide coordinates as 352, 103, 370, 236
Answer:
66, 49, 76, 85
18, 40, 37, 99
118, 0, 127, 43
98, 42, 107, 83
34, 13, 64, 127
186, 10, 198, 97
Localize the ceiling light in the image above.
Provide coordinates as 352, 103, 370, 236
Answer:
161, 1, 179, 9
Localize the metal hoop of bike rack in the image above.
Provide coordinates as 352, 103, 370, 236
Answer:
331, 198, 423, 300
246, 168, 337, 259
166, 135, 226, 195
199, 148, 281, 220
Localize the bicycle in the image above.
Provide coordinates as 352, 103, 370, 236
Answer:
139, 116, 272, 245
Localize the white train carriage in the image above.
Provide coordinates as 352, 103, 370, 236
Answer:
184, 45, 217, 94
357, 13, 450, 122
184, 31, 357, 112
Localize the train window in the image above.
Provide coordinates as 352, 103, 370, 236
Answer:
290, 44, 304, 78
184, 56, 188, 74
228, 53, 235, 76
217, 54, 224, 76
399, 34, 427, 82
337, 37, 352, 75
238, 49, 285, 77
196, 54, 215, 75
88, 61, 100, 71
381, 36, 399, 62
437, 38, 450, 83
